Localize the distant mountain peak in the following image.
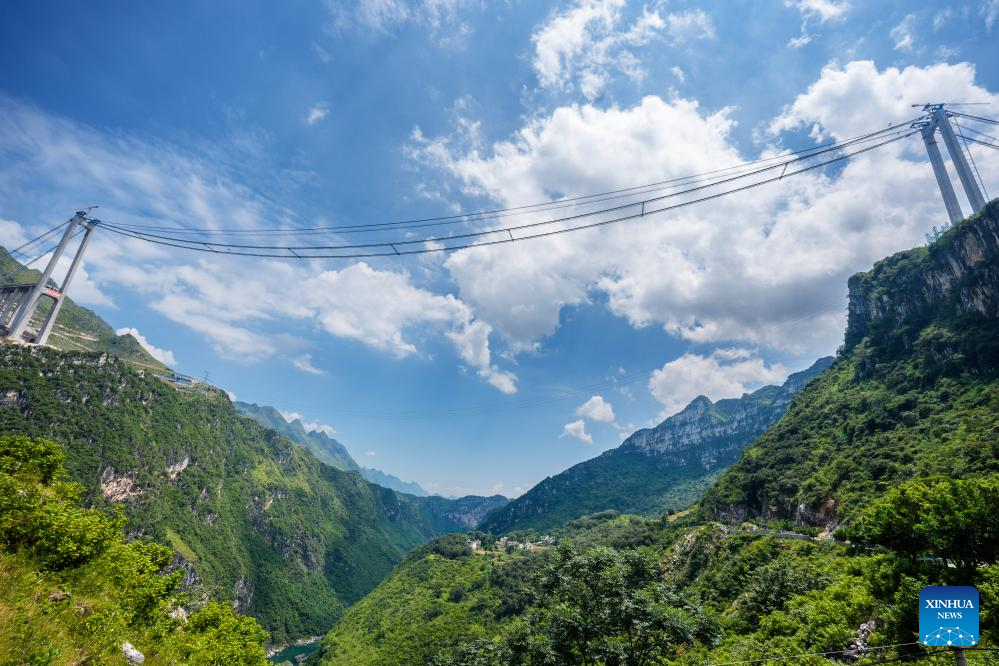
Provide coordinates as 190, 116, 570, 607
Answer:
233, 401, 359, 473
233, 400, 432, 496
622, 356, 833, 457
478, 356, 833, 534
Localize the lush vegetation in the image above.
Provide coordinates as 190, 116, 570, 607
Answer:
478, 447, 725, 535
315, 534, 540, 665
479, 359, 831, 534
234, 402, 446, 497
433, 543, 722, 666
0, 434, 268, 665
843, 475, 999, 571
0, 345, 505, 643
4, 204, 997, 662
320, 484, 999, 666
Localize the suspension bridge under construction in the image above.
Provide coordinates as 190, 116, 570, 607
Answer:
0, 102, 995, 346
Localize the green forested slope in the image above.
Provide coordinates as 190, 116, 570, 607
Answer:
701, 200, 999, 525
316, 535, 539, 666
234, 401, 360, 472
318, 485, 999, 666
0, 346, 500, 643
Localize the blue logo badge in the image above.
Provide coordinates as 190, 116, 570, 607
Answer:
920, 586, 979, 647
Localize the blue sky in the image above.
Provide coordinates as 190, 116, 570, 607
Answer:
1, 0, 998, 496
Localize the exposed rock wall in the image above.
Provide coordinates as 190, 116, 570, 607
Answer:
845, 201, 999, 349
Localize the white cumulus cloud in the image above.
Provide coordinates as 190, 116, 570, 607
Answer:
576, 395, 615, 422
326, 0, 478, 47
410, 61, 999, 369
985, 0, 999, 31
787, 32, 815, 48
649, 349, 789, 418
786, 0, 850, 23
0, 218, 29, 249
278, 409, 303, 422
279, 408, 337, 437
891, 14, 917, 53
306, 103, 330, 125
561, 419, 593, 443
531, 0, 712, 101
664, 9, 715, 42
306, 262, 517, 392
0, 97, 518, 393
292, 354, 326, 376
305, 423, 337, 437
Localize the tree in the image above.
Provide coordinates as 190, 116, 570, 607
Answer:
0, 434, 121, 569
180, 601, 271, 665
506, 545, 719, 666
844, 476, 999, 570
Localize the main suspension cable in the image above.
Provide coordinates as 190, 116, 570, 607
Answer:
98, 129, 917, 259
109, 120, 921, 239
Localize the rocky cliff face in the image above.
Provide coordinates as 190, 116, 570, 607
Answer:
845, 201, 999, 351
477, 358, 831, 534
700, 200, 999, 527
418, 494, 509, 529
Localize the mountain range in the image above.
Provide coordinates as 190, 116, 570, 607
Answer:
2, 200, 997, 663
478, 356, 832, 534
234, 401, 430, 496
0, 343, 504, 643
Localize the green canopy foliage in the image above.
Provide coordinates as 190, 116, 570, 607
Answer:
844, 476, 999, 569
504, 544, 721, 666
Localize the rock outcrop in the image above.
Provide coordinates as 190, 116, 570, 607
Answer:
845, 200, 999, 350
625, 360, 831, 463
